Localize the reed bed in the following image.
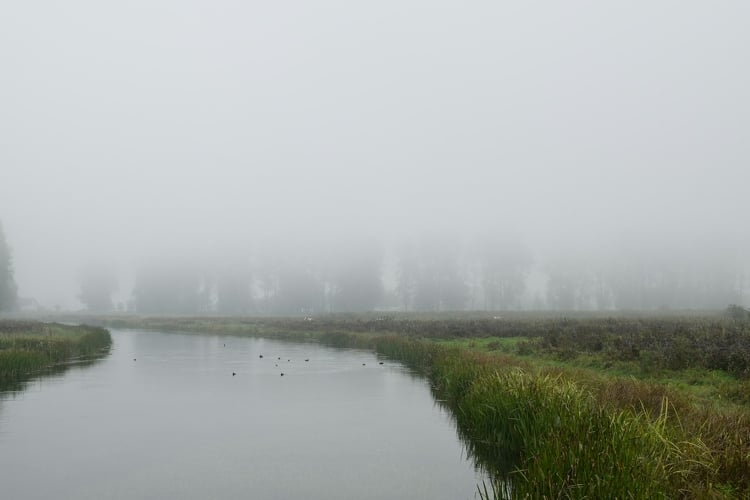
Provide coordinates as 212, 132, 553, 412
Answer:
0, 321, 111, 383
312, 332, 744, 498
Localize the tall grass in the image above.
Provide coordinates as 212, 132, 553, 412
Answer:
312, 333, 738, 498
0, 321, 111, 383
462, 371, 713, 498
0, 350, 48, 380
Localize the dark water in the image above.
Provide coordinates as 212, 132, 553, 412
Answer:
0, 330, 485, 499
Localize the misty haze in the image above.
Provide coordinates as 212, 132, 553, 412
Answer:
1, 2, 749, 499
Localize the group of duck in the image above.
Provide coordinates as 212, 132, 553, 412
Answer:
227, 345, 384, 377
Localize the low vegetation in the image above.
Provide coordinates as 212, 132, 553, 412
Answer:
82, 312, 750, 497
0, 320, 111, 385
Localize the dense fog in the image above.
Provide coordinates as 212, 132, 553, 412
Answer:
1, 2, 748, 313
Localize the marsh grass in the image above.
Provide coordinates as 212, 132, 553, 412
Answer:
313, 333, 743, 498
0, 321, 111, 384
0, 350, 48, 379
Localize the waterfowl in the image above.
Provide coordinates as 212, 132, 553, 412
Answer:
232, 372, 236, 376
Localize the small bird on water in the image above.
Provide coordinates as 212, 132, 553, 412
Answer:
232, 372, 236, 376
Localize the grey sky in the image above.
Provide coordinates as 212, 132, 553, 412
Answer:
1, 1, 748, 308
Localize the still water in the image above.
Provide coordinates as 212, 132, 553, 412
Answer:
0, 330, 485, 499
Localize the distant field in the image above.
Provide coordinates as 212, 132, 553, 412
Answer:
0, 320, 111, 385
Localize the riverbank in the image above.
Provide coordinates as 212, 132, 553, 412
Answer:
52, 314, 750, 497
322, 330, 748, 498
0, 320, 111, 386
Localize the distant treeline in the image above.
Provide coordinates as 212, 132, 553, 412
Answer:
75, 234, 747, 315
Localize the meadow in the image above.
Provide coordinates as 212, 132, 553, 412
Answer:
64, 312, 750, 498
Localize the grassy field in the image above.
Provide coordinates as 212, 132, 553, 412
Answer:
58, 313, 750, 498
0, 320, 111, 387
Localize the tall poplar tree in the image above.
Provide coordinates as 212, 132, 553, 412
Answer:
0, 220, 18, 311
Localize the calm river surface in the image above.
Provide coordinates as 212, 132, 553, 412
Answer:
0, 329, 485, 499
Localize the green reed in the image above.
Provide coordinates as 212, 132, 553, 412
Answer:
359, 335, 729, 498
0, 321, 111, 383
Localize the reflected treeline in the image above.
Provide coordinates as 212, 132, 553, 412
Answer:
77, 233, 749, 314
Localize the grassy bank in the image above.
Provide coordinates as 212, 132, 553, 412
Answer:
0, 320, 111, 384
74, 314, 750, 497
333, 333, 744, 498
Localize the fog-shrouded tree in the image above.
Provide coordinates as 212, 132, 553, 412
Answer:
329, 240, 384, 313
133, 260, 212, 314
477, 234, 533, 310
332, 264, 383, 312
412, 236, 468, 312
215, 266, 254, 315
276, 266, 324, 314
602, 242, 744, 311
545, 258, 589, 310
0, 220, 17, 312
395, 239, 419, 312
253, 249, 280, 315
253, 247, 325, 315
77, 261, 118, 312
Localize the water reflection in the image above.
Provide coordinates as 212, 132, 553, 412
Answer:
0, 351, 110, 395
